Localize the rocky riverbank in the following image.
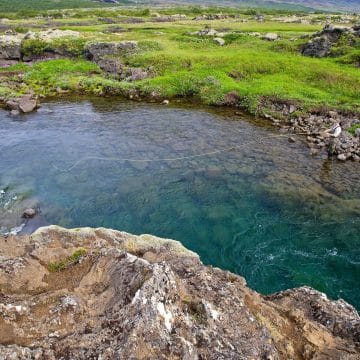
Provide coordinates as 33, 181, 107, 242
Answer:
0, 23, 359, 161
0, 225, 359, 359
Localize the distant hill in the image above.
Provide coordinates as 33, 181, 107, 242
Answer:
268, 0, 359, 12
153, 0, 359, 13
0, 0, 358, 13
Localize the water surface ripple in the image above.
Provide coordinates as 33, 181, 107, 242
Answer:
1, 98, 359, 308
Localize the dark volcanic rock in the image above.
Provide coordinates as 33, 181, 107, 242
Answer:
0, 226, 359, 359
302, 35, 332, 57
302, 24, 359, 58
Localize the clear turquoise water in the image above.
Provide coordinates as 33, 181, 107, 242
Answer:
1, 98, 359, 308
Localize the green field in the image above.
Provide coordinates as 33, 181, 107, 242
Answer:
1, 7, 359, 115
0, 0, 122, 13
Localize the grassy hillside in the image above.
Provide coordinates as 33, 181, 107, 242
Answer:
0, 0, 339, 14
1, 0, 358, 14
0, 0, 129, 13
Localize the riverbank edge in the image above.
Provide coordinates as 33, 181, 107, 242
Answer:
1, 85, 360, 162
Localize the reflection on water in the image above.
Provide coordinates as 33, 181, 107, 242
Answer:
1, 98, 359, 308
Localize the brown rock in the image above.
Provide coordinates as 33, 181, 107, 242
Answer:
19, 96, 37, 113
0, 226, 359, 359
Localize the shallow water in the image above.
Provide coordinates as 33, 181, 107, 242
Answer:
1, 98, 359, 308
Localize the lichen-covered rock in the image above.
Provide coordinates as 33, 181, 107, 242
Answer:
0, 226, 359, 359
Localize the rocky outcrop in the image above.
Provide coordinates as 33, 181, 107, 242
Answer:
0, 30, 81, 61
85, 41, 138, 61
85, 41, 151, 81
302, 24, 360, 58
23, 29, 80, 42
0, 226, 359, 359
0, 34, 22, 60
262, 33, 280, 41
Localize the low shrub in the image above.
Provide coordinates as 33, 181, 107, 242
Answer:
21, 39, 48, 58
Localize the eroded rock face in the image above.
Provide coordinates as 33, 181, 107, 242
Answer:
0, 226, 359, 359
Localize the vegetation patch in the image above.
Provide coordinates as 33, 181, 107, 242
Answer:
348, 123, 360, 135
47, 248, 87, 272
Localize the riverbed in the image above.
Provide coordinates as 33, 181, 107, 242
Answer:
1, 98, 359, 308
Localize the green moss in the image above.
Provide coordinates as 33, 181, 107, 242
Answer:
348, 123, 360, 136
49, 37, 88, 57
47, 248, 87, 272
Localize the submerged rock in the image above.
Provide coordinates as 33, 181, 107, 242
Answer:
22, 208, 37, 219
0, 225, 359, 359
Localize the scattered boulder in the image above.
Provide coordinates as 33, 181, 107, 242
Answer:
254, 14, 265, 22
262, 33, 279, 41
196, 27, 219, 37
213, 37, 225, 46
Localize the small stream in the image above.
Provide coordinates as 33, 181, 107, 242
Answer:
1, 98, 359, 308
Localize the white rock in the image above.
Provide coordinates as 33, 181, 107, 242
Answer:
214, 37, 225, 46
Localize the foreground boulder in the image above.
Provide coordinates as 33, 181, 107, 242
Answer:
0, 226, 359, 359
